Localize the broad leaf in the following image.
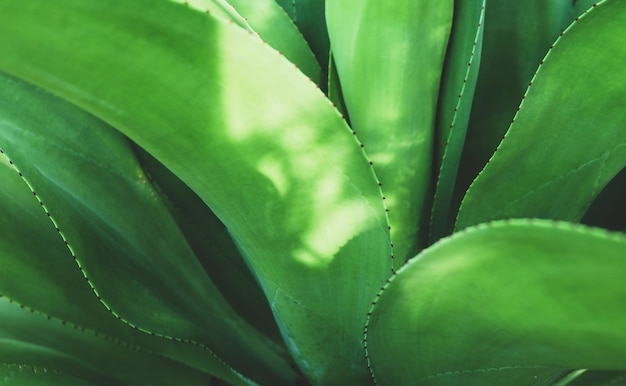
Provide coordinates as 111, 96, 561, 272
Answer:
368, 219, 626, 385
0, 1, 392, 383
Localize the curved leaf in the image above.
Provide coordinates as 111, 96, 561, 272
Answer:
0, 1, 392, 383
0, 150, 247, 385
327, 0, 454, 265
0, 72, 291, 385
0, 295, 211, 385
456, 0, 626, 230
171, 0, 252, 31
430, 0, 485, 241
225, 0, 323, 83
276, 0, 330, 79
133, 147, 284, 344
368, 219, 626, 385
452, 0, 605, 216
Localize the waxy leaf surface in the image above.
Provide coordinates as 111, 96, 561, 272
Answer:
368, 220, 626, 385
0, 1, 392, 383
327, 0, 453, 264
456, 0, 626, 229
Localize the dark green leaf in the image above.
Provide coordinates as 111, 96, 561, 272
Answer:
430, 0, 485, 241
452, 0, 604, 216
0, 363, 94, 386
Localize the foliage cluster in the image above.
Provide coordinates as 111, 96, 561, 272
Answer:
0, 0, 625, 385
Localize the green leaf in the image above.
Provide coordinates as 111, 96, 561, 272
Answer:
456, 0, 626, 230
452, 0, 603, 216
326, 0, 454, 265
276, 0, 330, 80
367, 219, 626, 385
225, 0, 323, 84
274, 0, 296, 19
171, 0, 252, 31
0, 296, 210, 386
429, 0, 485, 241
558, 370, 626, 386
0, 72, 292, 385
0, 151, 247, 386
0, 1, 392, 383
327, 51, 348, 118
132, 147, 285, 344
0, 363, 95, 386
568, 1, 601, 26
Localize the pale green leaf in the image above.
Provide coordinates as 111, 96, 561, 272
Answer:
327, 0, 454, 265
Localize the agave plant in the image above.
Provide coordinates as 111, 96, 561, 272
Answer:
0, 0, 625, 384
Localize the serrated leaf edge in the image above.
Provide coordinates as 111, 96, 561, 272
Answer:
224, 0, 324, 83
429, 0, 486, 242
364, 217, 626, 384
453, 0, 608, 231
0, 149, 254, 386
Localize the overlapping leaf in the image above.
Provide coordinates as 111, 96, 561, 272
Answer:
0, 294, 219, 385
0, 72, 292, 385
430, 0, 485, 241
0, 1, 392, 383
452, 0, 608, 215
132, 147, 284, 343
327, 0, 454, 264
225, 0, 323, 83
456, 0, 626, 229
275, 0, 330, 79
0, 0, 623, 385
